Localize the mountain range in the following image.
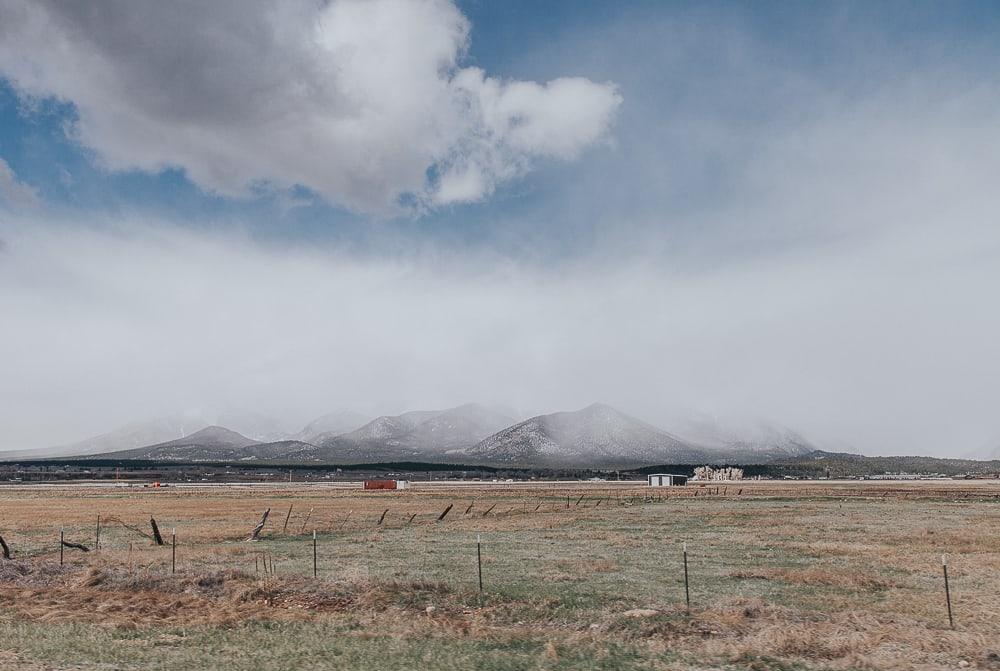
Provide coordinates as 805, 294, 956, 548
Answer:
318, 403, 517, 461
467, 403, 720, 466
0, 409, 292, 459
4, 402, 821, 467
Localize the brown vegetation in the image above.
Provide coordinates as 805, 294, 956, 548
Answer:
0, 480, 998, 670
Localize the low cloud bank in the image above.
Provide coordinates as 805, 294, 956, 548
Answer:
1, 219, 997, 456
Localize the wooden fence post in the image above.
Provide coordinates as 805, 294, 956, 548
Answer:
683, 541, 690, 613
943, 554, 954, 629
150, 517, 164, 546
437, 504, 454, 521
477, 534, 483, 593
248, 509, 270, 541
300, 507, 315, 534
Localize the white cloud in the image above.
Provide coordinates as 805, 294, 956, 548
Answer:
0, 0, 621, 214
2, 4, 999, 460
433, 70, 623, 205
1, 211, 999, 456
0, 158, 39, 208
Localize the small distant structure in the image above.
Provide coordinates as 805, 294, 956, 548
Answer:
363, 479, 410, 490
647, 473, 688, 487
692, 466, 744, 481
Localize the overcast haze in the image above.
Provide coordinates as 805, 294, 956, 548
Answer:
1, 0, 999, 457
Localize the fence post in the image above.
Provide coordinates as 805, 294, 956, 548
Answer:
943, 554, 954, 629
477, 534, 483, 593
313, 531, 318, 579
59, 528, 64, 566
96, 515, 101, 551
171, 528, 176, 574
683, 541, 690, 613
301, 507, 316, 534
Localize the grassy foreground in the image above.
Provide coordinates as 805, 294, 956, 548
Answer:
1, 482, 999, 670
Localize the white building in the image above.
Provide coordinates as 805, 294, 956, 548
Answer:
647, 473, 688, 487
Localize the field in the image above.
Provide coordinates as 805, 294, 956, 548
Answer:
1, 480, 999, 670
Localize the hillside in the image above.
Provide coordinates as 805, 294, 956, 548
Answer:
4, 409, 292, 459
96, 426, 262, 461
5, 416, 212, 459
771, 450, 1000, 478
465, 403, 720, 467
318, 404, 517, 461
294, 410, 371, 445
667, 414, 816, 460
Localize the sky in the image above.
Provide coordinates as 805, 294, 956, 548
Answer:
1, 0, 999, 457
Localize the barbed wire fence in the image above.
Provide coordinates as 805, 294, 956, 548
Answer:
0, 488, 985, 631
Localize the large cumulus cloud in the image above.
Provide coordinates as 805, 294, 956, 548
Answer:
0, 0, 621, 213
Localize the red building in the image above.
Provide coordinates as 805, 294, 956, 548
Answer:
363, 479, 398, 490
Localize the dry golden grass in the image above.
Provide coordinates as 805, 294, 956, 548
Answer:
1, 480, 999, 670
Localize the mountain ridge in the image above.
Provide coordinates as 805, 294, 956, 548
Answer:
14, 402, 981, 469
464, 403, 721, 467
318, 403, 517, 460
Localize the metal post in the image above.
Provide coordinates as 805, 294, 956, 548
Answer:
171, 528, 176, 574
683, 541, 690, 612
313, 530, 318, 578
477, 534, 483, 593
59, 528, 64, 566
943, 554, 954, 629
96, 514, 101, 551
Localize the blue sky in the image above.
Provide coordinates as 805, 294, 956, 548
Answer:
0, 2, 994, 243
2, 1, 1000, 456
2, 0, 999, 254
